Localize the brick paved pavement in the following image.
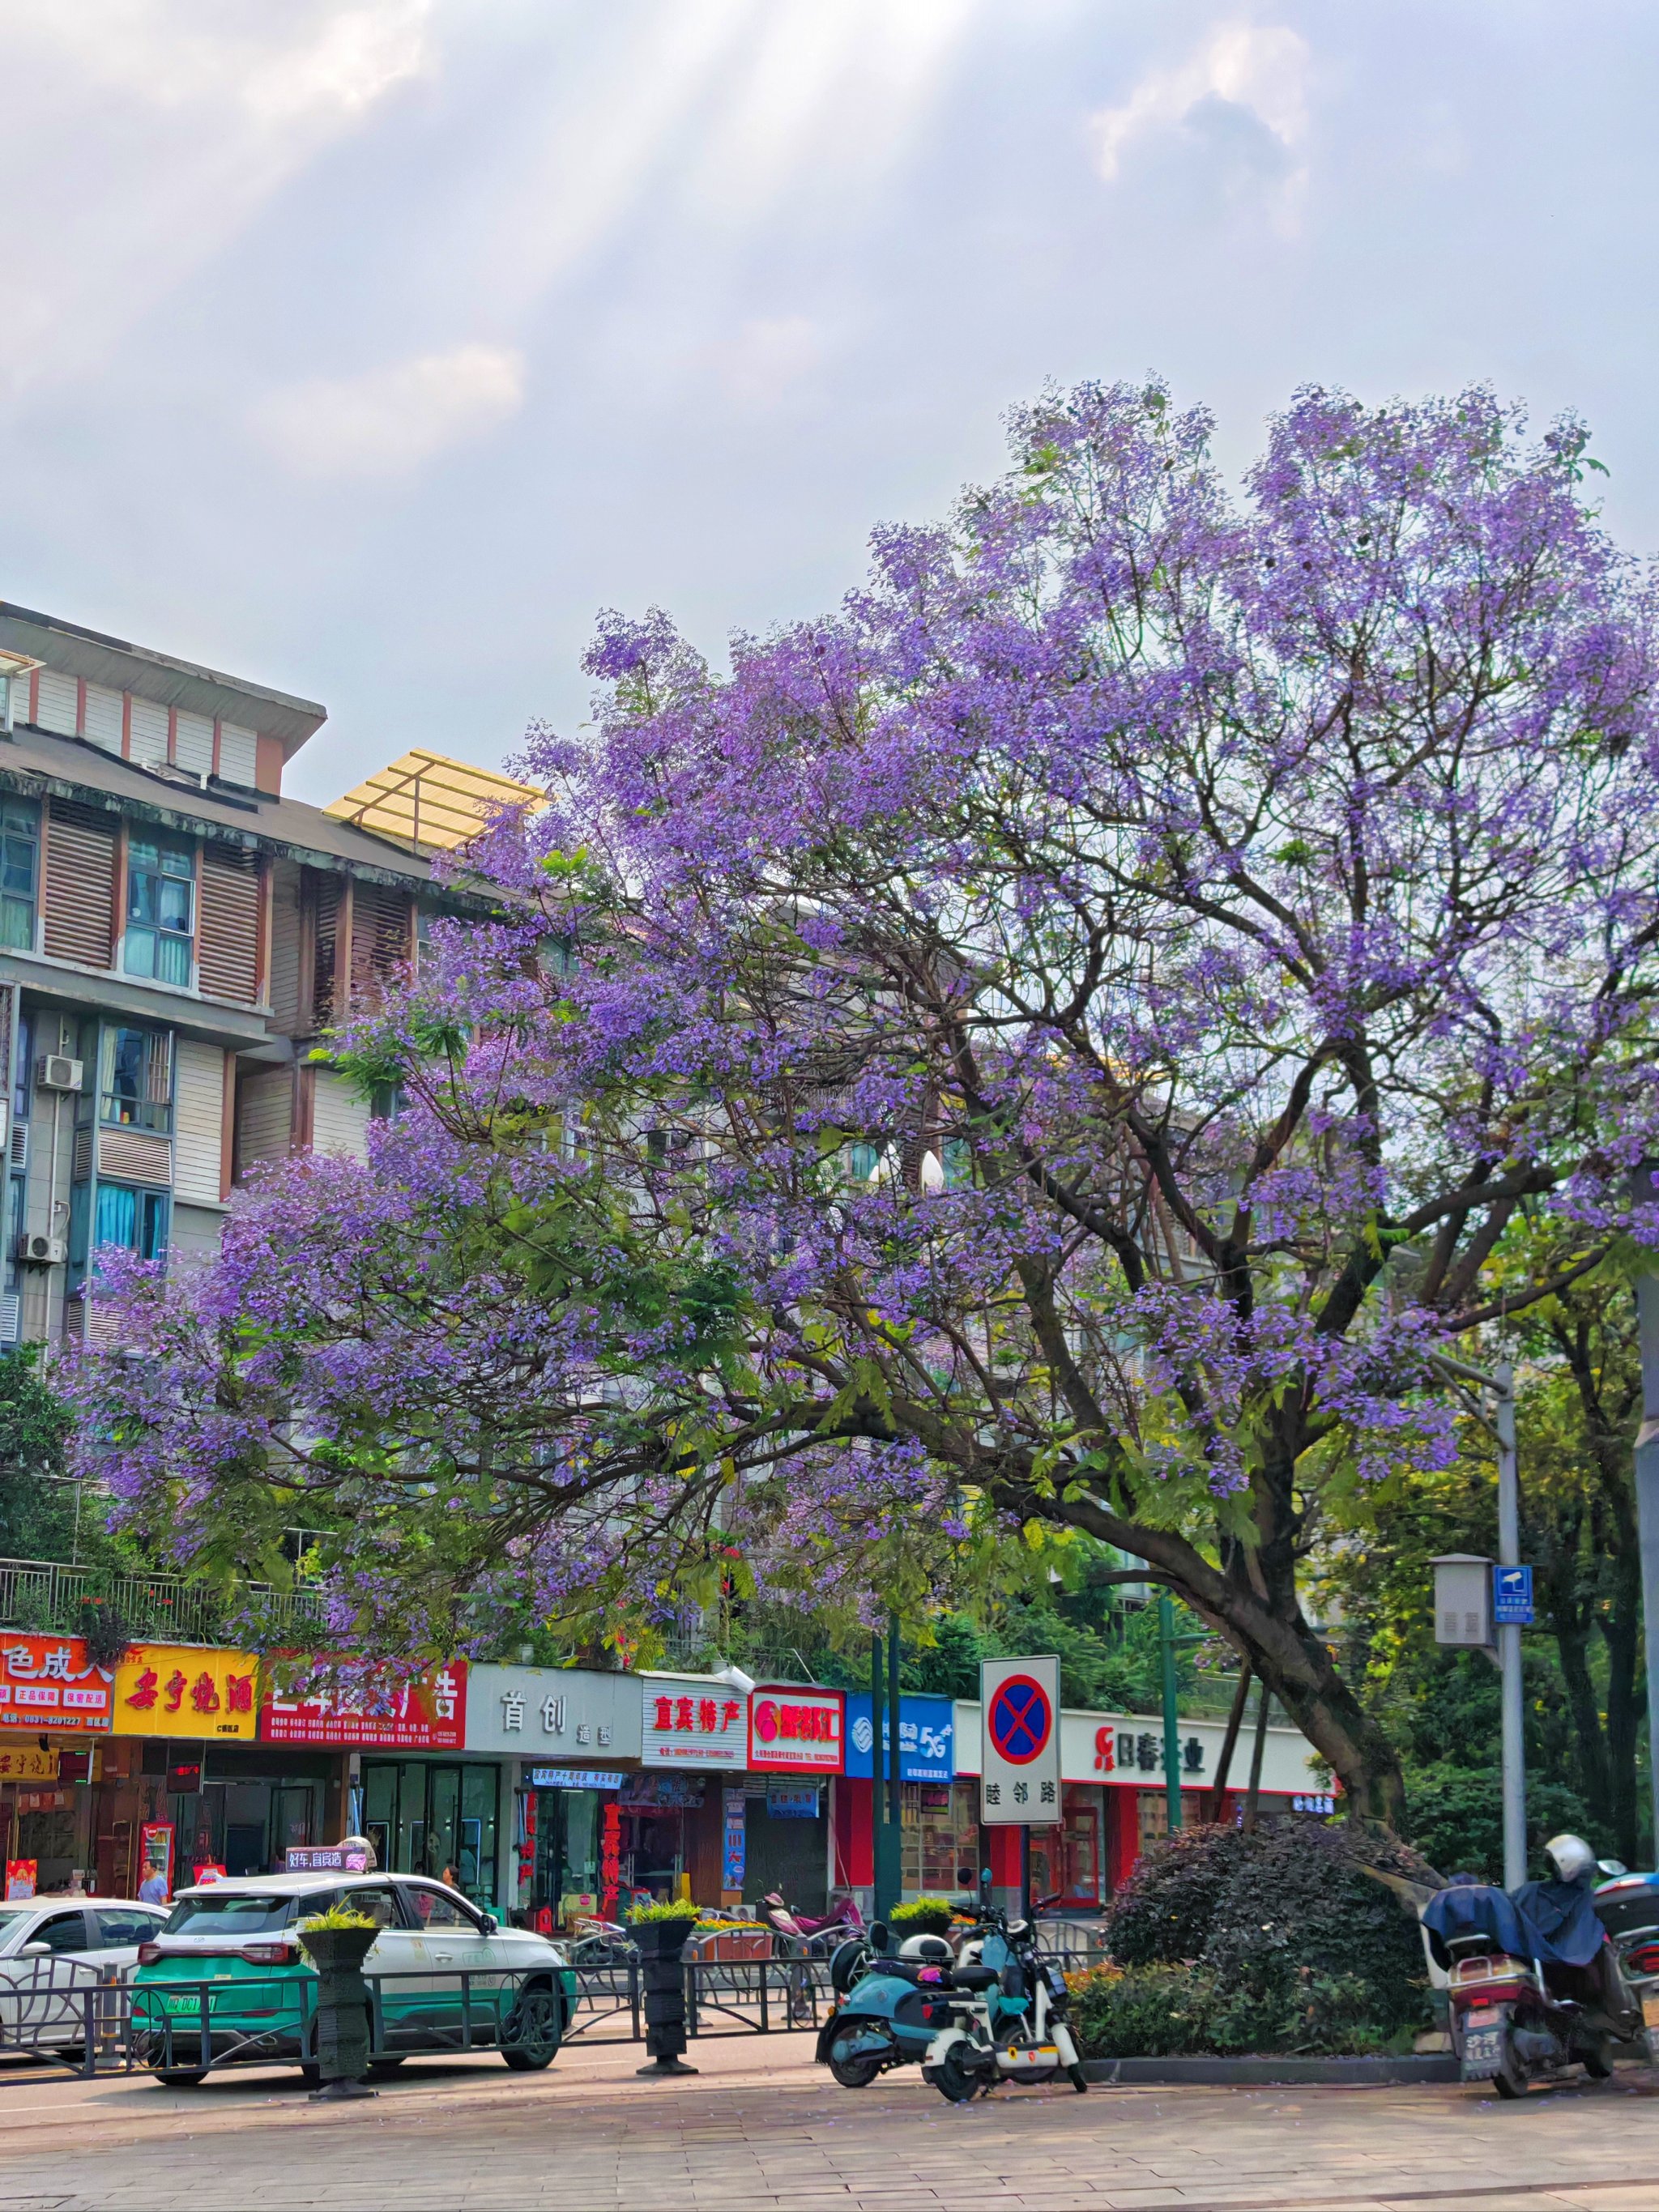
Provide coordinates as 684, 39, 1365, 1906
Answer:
4, 2031, 1659, 2210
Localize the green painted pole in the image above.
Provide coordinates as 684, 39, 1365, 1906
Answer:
1160, 1591, 1183, 1833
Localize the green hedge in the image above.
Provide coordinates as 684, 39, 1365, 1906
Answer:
1080, 1821, 1433, 2057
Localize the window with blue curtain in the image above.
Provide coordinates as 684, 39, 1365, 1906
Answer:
124, 837, 195, 987
92, 1183, 168, 1261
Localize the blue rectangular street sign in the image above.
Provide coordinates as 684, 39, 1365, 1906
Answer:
1492, 1565, 1534, 1626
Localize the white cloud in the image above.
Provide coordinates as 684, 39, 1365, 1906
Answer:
1091, 21, 1312, 184
6, 0, 433, 122
251, 343, 526, 479
0, 2, 435, 399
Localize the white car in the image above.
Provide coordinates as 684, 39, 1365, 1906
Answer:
0, 1896, 168, 2052
133, 1872, 575, 2085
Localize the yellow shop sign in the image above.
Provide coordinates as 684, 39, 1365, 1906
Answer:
0, 1745, 59, 1781
113, 1646, 260, 1740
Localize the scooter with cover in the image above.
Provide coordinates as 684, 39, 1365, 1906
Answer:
1422, 1834, 1641, 2097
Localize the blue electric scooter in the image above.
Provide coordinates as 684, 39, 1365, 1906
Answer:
816, 1922, 987, 2086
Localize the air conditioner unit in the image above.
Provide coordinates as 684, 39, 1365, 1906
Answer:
35, 1055, 83, 1093
18, 1232, 65, 1266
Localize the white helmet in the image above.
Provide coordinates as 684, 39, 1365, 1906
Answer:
1544, 1833, 1597, 1886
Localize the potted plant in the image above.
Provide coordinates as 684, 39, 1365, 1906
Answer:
626, 1899, 702, 2076
296, 1905, 381, 2100
889, 1897, 960, 1939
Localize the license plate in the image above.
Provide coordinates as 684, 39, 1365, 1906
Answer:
1641, 1995, 1659, 2029
1462, 2027, 1504, 2077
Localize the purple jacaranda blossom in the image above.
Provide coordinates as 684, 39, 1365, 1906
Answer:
64, 379, 1659, 1826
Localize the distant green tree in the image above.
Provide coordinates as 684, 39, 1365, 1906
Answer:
0, 1345, 77, 1561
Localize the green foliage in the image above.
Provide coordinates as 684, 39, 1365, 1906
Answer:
1099, 1822, 1432, 2053
1104, 1822, 1259, 1967
1401, 1761, 1593, 1882
0, 1345, 75, 1560
1070, 1963, 1214, 2057
1069, 1961, 1407, 2060
887, 1897, 959, 1934
297, 1904, 378, 1933
625, 1899, 702, 1924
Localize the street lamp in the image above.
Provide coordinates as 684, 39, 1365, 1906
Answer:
1630, 1161, 1659, 1862
1431, 1354, 1526, 1890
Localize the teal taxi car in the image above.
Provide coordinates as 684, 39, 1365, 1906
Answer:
131, 1871, 575, 2086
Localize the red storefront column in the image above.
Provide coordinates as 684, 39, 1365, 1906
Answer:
1104, 1787, 1140, 1894
835, 1775, 874, 1899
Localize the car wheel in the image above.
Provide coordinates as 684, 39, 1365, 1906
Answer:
156, 2069, 208, 2089
501, 1982, 562, 2071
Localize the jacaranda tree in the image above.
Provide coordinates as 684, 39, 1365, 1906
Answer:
72, 381, 1659, 1823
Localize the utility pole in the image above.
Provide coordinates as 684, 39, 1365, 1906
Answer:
1634, 1258, 1659, 1861
1159, 1592, 1183, 1834
1494, 1364, 1526, 1892
1433, 1353, 1526, 1890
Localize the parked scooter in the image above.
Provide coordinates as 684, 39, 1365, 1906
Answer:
816, 1921, 962, 2086
1422, 1834, 1641, 2097
757, 1891, 864, 1956
919, 1912, 1088, 2101
1590, 1861, 1659, 2061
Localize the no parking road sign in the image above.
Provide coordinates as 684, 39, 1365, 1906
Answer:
979, 1655, 1060, 1826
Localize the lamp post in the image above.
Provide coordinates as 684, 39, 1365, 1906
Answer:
1432, 1353, 1526, 1890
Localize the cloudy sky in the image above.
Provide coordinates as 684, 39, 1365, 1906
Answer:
0, 2, 1650, 804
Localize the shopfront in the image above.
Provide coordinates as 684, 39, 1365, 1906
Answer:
838, 1694, 970, 1906
739, 1686, 842, 1914
1, 1633, 113, 1894
955, 1696, 1333, 1908
258, 1658, 497, 1902
635, 1672, 751, 1905
467, 1665, 642, 1926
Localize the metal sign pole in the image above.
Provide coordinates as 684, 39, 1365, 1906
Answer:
1494, 1365, 1526, 1891
1635, 1268, 1659, 1862
1159, 1592, 1182, 1834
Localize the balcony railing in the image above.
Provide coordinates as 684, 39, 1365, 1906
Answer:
0, 1557, 328, 1649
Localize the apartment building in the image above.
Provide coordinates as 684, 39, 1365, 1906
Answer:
0, 601, 526, 1346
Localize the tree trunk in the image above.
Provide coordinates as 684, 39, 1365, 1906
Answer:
1051, 1488, 1406, 1828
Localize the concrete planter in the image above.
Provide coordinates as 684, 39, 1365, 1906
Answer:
296, 1924, 378, 2100
633, 1918, 699, 2077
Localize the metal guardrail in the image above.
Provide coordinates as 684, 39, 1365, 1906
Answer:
0, 1558, 326, 1645
0, 1946, 1117, 2082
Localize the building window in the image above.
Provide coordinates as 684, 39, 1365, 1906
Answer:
100, 1026, 173, 1133
92, 1183, 168, 1261
0, 802, 38, 953
124, 837, 195, 987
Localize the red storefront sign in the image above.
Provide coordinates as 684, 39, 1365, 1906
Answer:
0, 1635, 113, 1733
258, 1660, 467, 1750
748, 1686, 844, 1775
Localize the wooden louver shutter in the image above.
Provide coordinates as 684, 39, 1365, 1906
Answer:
42, 801, 116, 967
349, 882, 411, 1010
197, 844, 262, 1003
310, 874, 341, 1029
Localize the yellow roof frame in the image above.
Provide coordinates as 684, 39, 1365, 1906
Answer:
324, 747, 541, 853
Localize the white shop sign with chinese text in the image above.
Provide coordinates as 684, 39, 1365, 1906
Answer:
467, 1665, 642, 1759
979, 1656, 1061, 1826
641, 1673, 749, 1769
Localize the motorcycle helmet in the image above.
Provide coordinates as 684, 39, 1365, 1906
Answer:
898, 1933, 953, 1963
1543, 1833, 1597, 1886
